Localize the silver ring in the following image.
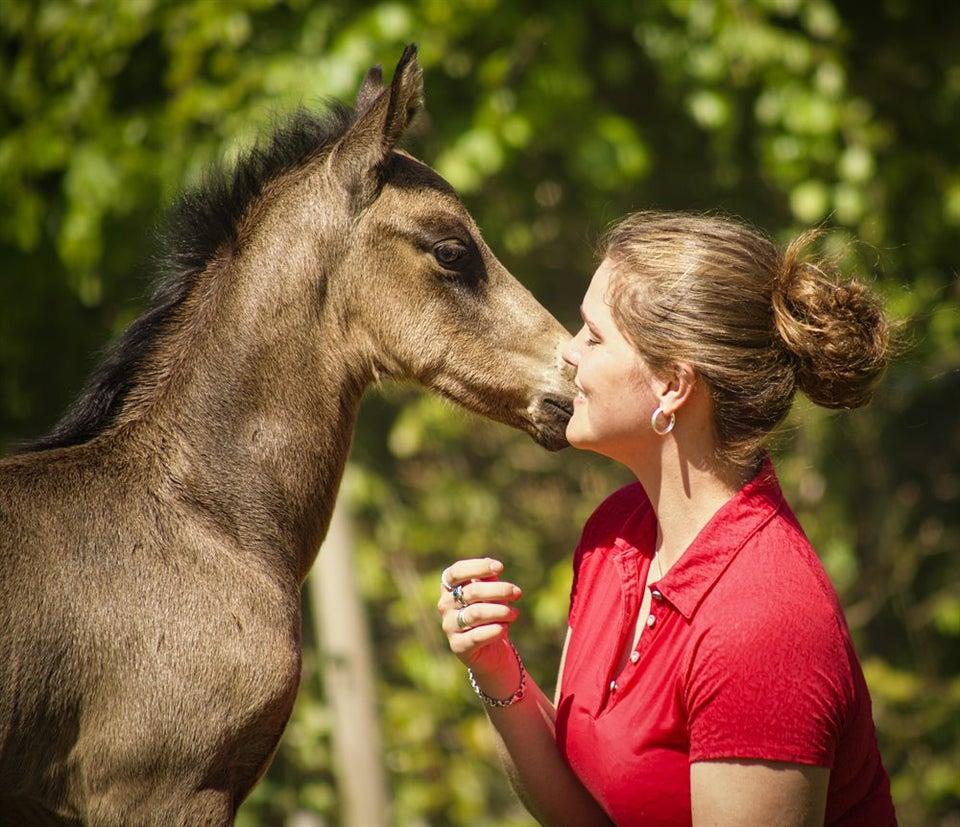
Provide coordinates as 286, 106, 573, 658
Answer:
456, 607, 471, 630
441, 574, 455, 592
452, 585, 468, 608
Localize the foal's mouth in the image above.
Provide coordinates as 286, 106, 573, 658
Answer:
535, 396, 574, 451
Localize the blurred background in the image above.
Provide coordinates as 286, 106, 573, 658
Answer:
1, 1, 957, 824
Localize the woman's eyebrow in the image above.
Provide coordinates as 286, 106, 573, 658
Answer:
579, 306, 601, 335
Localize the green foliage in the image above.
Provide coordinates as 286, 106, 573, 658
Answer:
2, 0, 958, 824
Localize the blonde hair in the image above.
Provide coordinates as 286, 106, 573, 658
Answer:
601, 211, 890, 474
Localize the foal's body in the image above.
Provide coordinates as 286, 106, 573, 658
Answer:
2, 441, 303, 823
0, 47, 572, 825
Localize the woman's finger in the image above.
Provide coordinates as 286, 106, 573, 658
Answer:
442, 600, 518, 635
448, 622, 508, 656
440, 558, 504, 593
437, 577, 521, 615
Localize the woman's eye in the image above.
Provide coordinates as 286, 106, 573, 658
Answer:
580, 326, 600, 346
433, 240, 468, 267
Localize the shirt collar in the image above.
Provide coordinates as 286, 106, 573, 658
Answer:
657, 456, 785, 619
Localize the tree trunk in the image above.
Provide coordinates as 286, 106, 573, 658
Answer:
309, 488, 389, 827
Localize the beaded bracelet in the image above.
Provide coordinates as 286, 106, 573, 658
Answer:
468, 642, 527, 708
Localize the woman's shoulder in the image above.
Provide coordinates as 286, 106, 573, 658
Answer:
693, 506, 852, 660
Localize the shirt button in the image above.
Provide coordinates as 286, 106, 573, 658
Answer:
630, 650, 640, 664
646, 614, 656, 628
609, 680, 617, 692
651, 589, 663, 601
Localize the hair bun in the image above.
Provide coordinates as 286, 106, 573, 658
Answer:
772, 231, 889, 410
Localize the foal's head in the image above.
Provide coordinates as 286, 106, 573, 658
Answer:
26, 45, 573, 457
222, 44, 574, 450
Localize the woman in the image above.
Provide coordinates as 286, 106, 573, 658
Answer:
438, 211, 897, 826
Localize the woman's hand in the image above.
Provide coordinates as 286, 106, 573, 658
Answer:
437, 560, 614, 827
438, 558, 523, 681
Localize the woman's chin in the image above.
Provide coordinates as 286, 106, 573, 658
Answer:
564, 422, 589, 451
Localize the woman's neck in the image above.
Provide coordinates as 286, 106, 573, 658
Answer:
636, 452, 749, 575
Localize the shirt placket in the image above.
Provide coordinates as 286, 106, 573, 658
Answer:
604, 550, 671, 705
609, 581, 668, 706
601, 547, 641, 710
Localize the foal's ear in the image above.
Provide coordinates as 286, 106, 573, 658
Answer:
355, 64, 384, 113
331, 43, 424, 206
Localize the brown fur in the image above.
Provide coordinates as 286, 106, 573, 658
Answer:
0, 46, 573, 825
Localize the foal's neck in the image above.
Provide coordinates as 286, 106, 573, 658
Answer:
142, 254, 368, 582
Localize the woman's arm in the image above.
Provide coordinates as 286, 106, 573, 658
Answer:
439, 559, 613, 827
691, 760, 829, 827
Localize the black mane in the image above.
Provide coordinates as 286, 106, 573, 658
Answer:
20, 103, 355, 454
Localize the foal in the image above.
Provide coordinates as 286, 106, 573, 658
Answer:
0, 45, 572, 825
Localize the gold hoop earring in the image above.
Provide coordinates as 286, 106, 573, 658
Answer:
650, 406, 676, 436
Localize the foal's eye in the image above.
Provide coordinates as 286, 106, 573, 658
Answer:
433, 239, 468, 268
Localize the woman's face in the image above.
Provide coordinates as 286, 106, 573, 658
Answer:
562, 259, 661, 461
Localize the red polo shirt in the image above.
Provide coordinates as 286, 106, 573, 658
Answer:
555, 461, 896, 826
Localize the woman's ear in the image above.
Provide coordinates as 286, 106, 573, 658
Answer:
659, 362, 697, 414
